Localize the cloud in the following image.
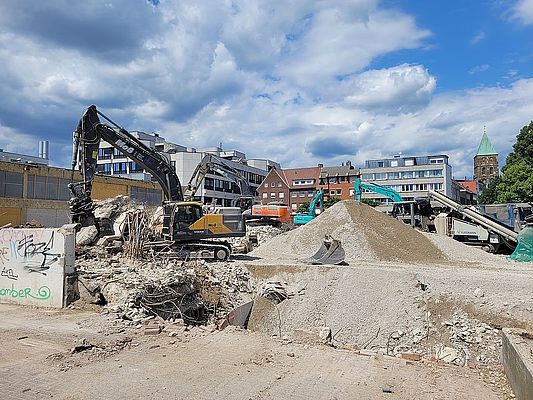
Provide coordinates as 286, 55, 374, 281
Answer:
470, 31, 486, 44
0, 0, 532, 182
508, 0, 533, 25
343, 64, 436, 113
468, 64, 490, 75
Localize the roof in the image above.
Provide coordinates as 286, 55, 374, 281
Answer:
455, 179, 477, 193
320, 165, 359, 177
281, 166, 321, 189
476, 132, 498, 156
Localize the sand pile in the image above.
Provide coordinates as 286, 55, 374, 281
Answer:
251, 200, 446, 264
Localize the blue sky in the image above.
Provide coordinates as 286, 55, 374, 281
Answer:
0, 0, 532, 179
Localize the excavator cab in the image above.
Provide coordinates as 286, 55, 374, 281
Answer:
162, 201, 246, 241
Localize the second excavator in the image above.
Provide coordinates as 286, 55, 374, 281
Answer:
68, 105, 245, 261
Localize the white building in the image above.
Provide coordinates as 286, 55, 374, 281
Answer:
96, 133, 276, 206
359, 154, 453, 203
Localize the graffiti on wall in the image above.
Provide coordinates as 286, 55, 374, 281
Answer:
0, 228, 64, 304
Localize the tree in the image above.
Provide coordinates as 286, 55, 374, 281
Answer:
324, 197, 341, 208
504, 121, 533, 167
361, 198, 381, 207
496, 121, 533, 203
297, 201, 310, 213
478, 176, 500, 204
496, 161, 533, 203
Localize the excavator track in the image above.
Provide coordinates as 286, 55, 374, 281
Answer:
143, 240, 232, 261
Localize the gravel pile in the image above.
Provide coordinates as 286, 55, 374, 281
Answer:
252, 200, 445, 264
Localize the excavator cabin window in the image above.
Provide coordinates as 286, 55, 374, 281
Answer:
174, 204, 203, 230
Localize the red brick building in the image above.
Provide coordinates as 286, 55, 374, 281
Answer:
318, 162, 360, 200
257, 166, 321, 211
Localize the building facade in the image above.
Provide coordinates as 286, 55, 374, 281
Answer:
359, 154, 453, 204
96, 132, 276, 207
0, 160, 163, 228
473, 132, 499, 193
257, 166, 321, 211
318, 162, 360, 200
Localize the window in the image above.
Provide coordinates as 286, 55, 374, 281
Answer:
391, 160, 398, 167
349, 189, 354, 197
277, 181, 282, 187
401, 171, 413, 179
415, 170, 425, 178
308, 190, 314, 197
271, 182, 275, 187
300, 191, 305, 197
330, 190, 335, 195
270, 192, 276, 198
362, 174, 374, 180
291, 204, 297, 210
2, 171, 23, 198
279, 192, 285, 198
327, 177, 336, 184
262, 193, 268, 199
336, 189, 342, 195
387, 172, 400, 180
264, 183, 268, 188
427, 169, 443, 177
405, 159, 415, 166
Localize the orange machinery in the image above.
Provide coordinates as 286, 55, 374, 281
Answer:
249, 203, 293, 225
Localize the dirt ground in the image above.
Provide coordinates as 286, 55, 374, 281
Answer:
0, 304, 509, 400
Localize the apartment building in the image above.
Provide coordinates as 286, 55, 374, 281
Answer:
318, 161, 360, 200
257, 166, 321, 211
96, 132, 276, 207
359, 154, 453, 204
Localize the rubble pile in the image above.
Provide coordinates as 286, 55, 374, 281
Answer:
75, 255, 253, 325
251, 200, 446, 264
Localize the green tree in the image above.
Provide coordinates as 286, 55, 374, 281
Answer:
496, 121, 533, 202
496, 161, 533, 203
324, 197, 341, 208
478, 176, 501, 204
504, 121, 533, 167
297, 201, 310, 213
361, 198, 381, 207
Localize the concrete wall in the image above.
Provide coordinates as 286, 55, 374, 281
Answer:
502, 328, 533, 400
0, 225, 76, 307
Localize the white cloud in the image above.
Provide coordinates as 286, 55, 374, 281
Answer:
509, 0, 533, 24
343, 64, 436, 113
470, 31, 486, 44
0, 0, 531, 182
468, 64, 490, 75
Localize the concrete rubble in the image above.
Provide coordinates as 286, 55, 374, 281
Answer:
65, 196, 533, 399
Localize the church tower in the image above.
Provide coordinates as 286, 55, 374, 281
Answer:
473, 129, 499, 192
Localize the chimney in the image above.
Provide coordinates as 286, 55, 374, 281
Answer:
346, 160, 352, 168
38, 140, 49, 159
318, 163, 323, 168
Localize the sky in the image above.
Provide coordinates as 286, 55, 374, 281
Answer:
0, 0, 533, 179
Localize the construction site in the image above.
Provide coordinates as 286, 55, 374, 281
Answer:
0, 105, 531, 399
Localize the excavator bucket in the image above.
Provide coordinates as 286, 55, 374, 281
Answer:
303, 236, 346, 265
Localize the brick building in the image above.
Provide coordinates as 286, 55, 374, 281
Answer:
318, 162, 360, 200
257, 167, 321, 211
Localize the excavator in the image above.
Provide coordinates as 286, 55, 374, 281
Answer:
293, 189, 324, 225
68, 105, 245, 261
183, 153, 255, 211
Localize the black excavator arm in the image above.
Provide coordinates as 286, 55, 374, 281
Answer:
69, 105, 183, 226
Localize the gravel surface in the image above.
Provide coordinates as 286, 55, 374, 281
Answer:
252, 200, 445, 264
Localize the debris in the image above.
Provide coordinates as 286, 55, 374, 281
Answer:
382, 385, 393, 393
76, 226, 99, 246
